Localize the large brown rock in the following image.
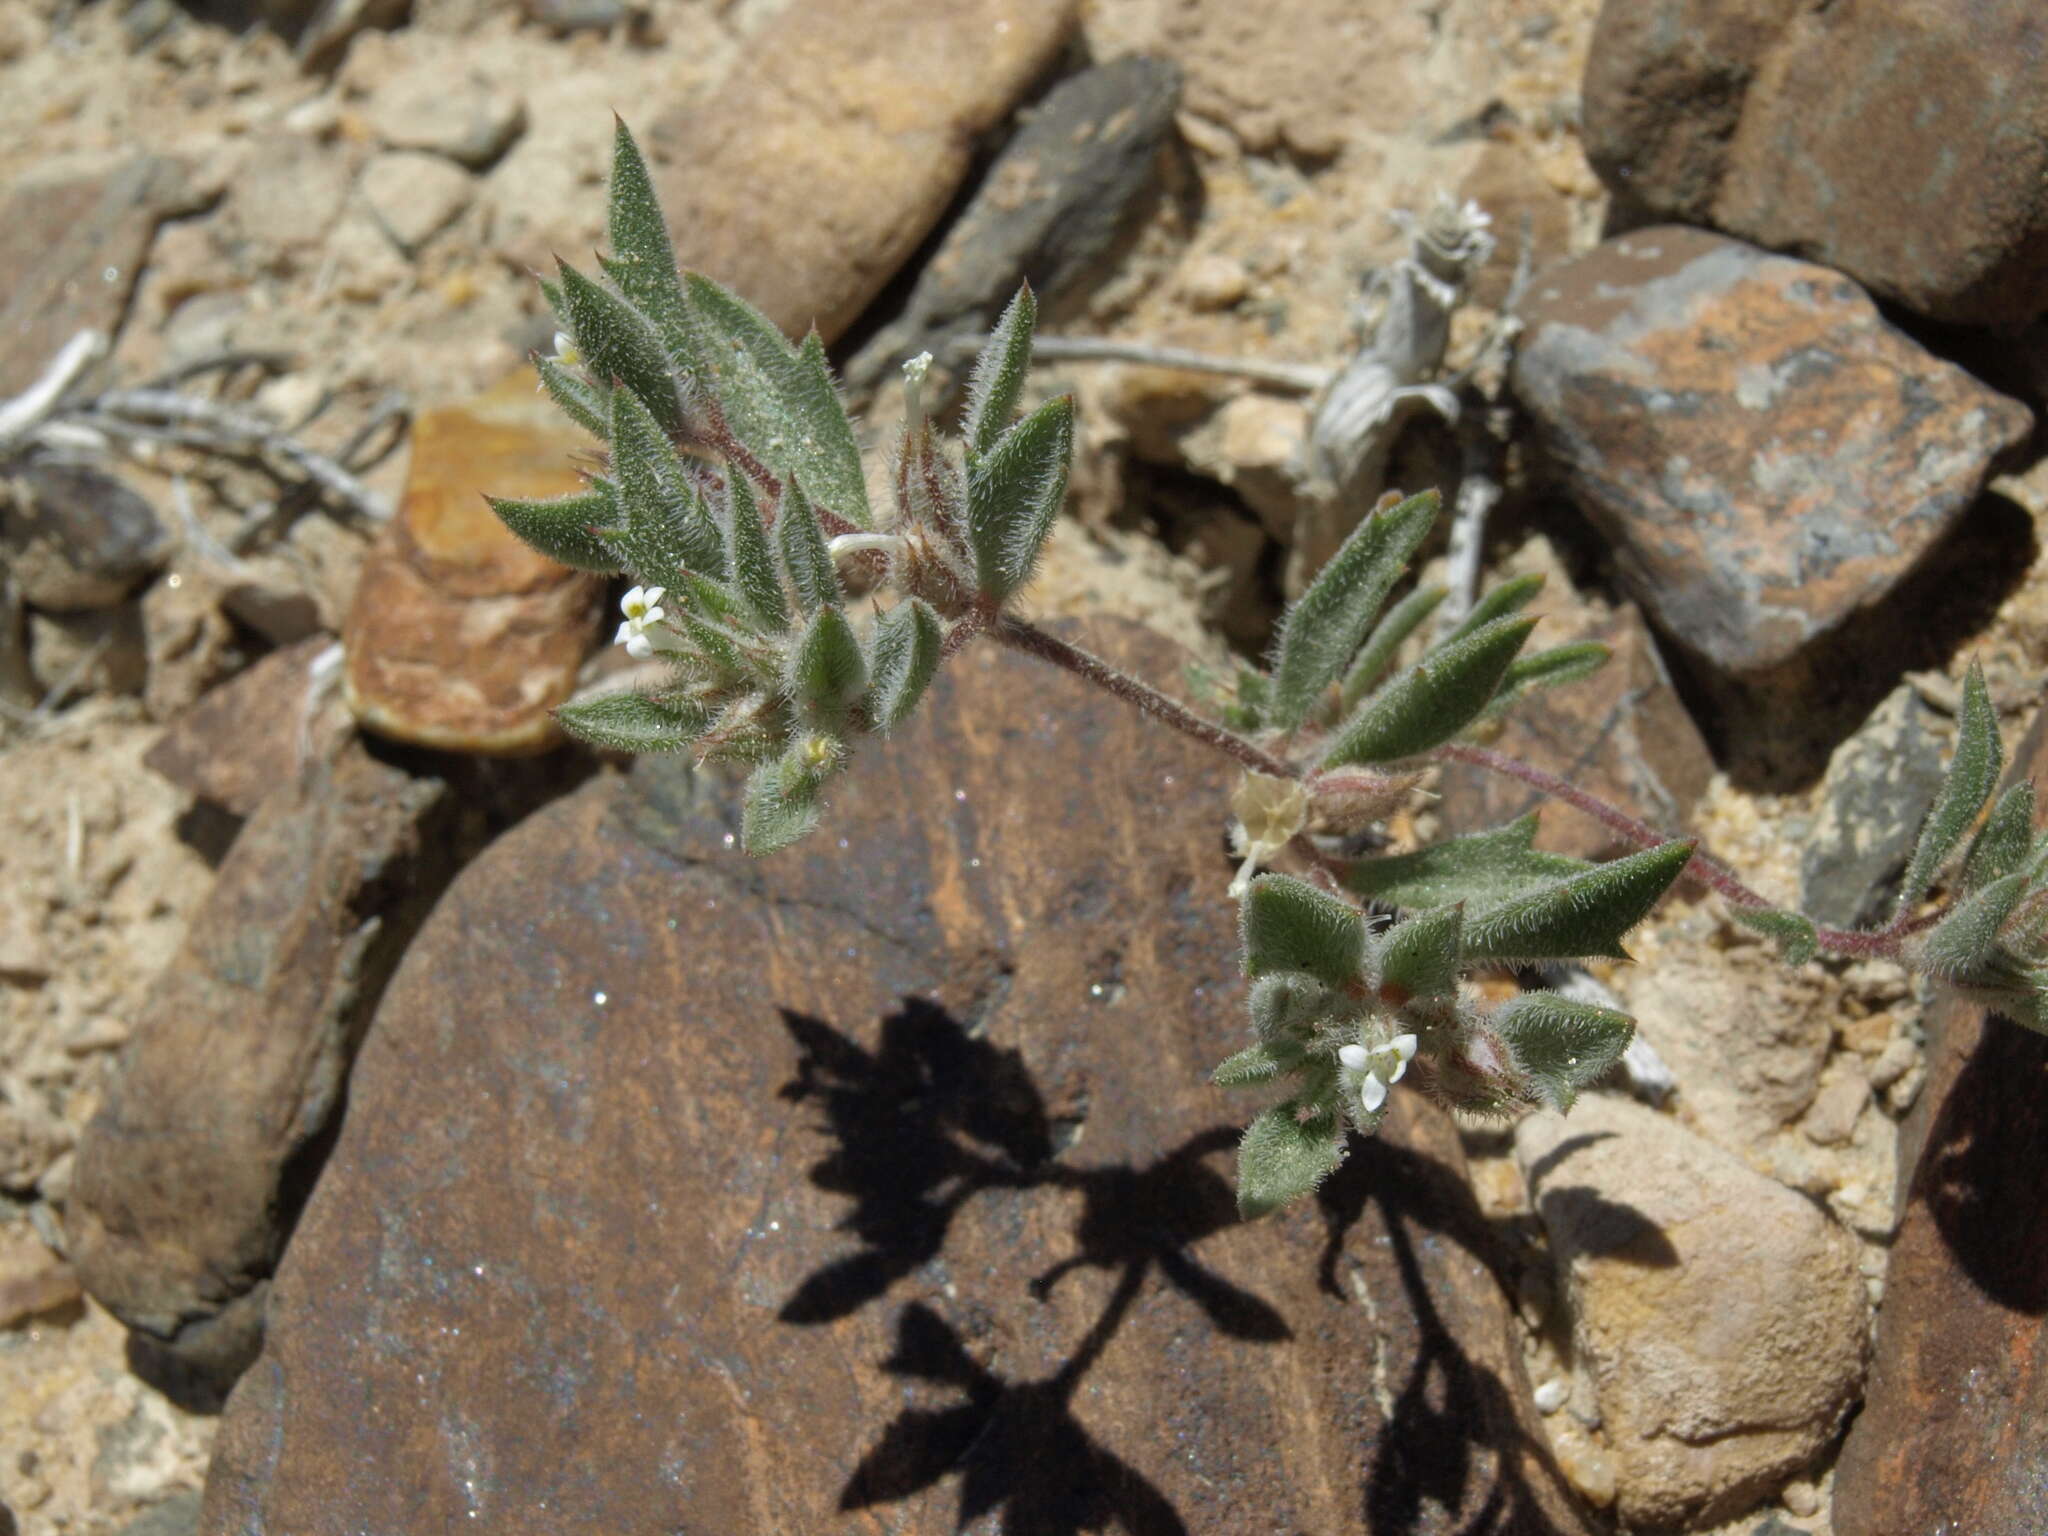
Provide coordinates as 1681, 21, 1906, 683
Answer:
647, 0, 1078, 344
1582, 0, 2048, 327
1833, 714, 2048, 1534
144, 637, 333, 818
202, 624, 1594, 1535
67, 738, 457, 1391
1513, 227, 2032, 784
343, 368, 604, 756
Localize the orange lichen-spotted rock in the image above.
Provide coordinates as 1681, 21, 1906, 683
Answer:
343, 367, 603, 755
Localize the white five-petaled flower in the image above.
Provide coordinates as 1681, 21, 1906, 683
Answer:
615, 585, 680, 659
1338, 1033, 1417, 1116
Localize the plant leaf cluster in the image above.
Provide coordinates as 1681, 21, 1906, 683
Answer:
489, 121, 1072, 852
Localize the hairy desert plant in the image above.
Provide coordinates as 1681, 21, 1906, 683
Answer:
492, 121, 2048, 1216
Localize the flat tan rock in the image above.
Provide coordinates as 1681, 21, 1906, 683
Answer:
647, 0, 1079, 343
343, 367, 603, 755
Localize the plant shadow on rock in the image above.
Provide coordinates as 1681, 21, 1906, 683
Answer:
777, 1000, 1586, 1535
1316, 1136, 1607, 1536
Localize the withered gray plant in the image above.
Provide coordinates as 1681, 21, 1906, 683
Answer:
493, 121, 2048, 1218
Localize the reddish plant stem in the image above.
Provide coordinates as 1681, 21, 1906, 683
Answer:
1429, 740, 1912, 959
939, 600, 995, 662
992, 618, 1297, 780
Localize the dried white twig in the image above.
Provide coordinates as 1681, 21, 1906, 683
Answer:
0, 329, 106, 451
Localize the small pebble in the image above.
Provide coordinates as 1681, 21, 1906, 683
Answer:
1532, 1376, 1569, 1414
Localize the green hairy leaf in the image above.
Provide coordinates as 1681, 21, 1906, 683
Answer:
1347, 814, 1590, 912
1248, 972, 1333, 1043
1731, 906, 1819, 966
1339, 582, 1446, 714
1487, 642, 1612, 717
1236, 1099, 1344, 1219
787, 606, 868, 727
865, 598, 942, 730
533, 355, 608, 440
1962, 781, 2036, 893
965, 394, 1073, 601
683, 274, 871, 527
602, 119, 692, 348
1492, 992, 1635, 1112
1372, 903, 1463, 1001
742, 746, 833, 854
1322, 616, 1537, 767
718, 469, 789, 632
556, 261, 682, 433
1460, 839, 1694, 964
776, 481, 841, 612
606, 386, 725, 584
1240, 874, 1365, 988
1917, 870, 2029, 982
1210, 1040, 1303, 1088
1898, 662, 2002, 915
964, 284, 1037, 458
485, 489, 624, 573
1269, 489, 1439, 731
1445, 571, 1544, 644
554, 691, 708, 753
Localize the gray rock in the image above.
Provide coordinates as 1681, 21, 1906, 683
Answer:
845, 54, 1185, 392
1516, 1094, 1868, 1529
113, 1492, 202, 1536
0, 576, 35, 711
1799, 686, 1947, 929
1583, 0, 2048, 326
1512, 226, 2031, 785
67, 740, 459, 1394
3, 458, 170, 612
28, 605, 149, 698
358, 151, 473, 258
361, 65, 526, 171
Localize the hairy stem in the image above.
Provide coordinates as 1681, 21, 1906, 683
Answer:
1429, 740, 1911, 959
993, 618, 1297, 779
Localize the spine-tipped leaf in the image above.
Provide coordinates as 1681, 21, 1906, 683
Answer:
718, 468, 788, 631
965, 394, 1073, 601
555, 691, 709, 753
557, 261, 683, 433
1963, 780, 2036, 893
603, 119, 692, 346
1248, 972, 1332, 1041
741, 751, 826, 854
1210, 1039, 1304, 1088
1347, 813, 1590, 911
683, 274, 871, 526
865, 598, 942, 730
1731, 906, 1819, 966
1445, 571, 1544, 643
1917, 870, 2029, 982
1270, 489, 1439, 730
1898, 662, 2003, 914
1339, 582, 1446, 713
487, 489, 625, 573
1460, 839, 1693, 963
1237, 1099, 1344, 1218
607, 386, 725, 583
963, 285, 1037, 457
1373, 903, 1463, 1001
776, 482, 841, 612
1493, 992, 1635, 1112
534, 355, 609, 440
1241, 873, 1365, 988
1322, 616, 1536, 767
1489, 642, 1611, 714
787, 606, 867, 727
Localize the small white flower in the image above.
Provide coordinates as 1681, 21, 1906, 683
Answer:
550, 331, 581, 367
902, 350, 934, 434
615, 584, 680, 659
1340, 1032, 1418, 1119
